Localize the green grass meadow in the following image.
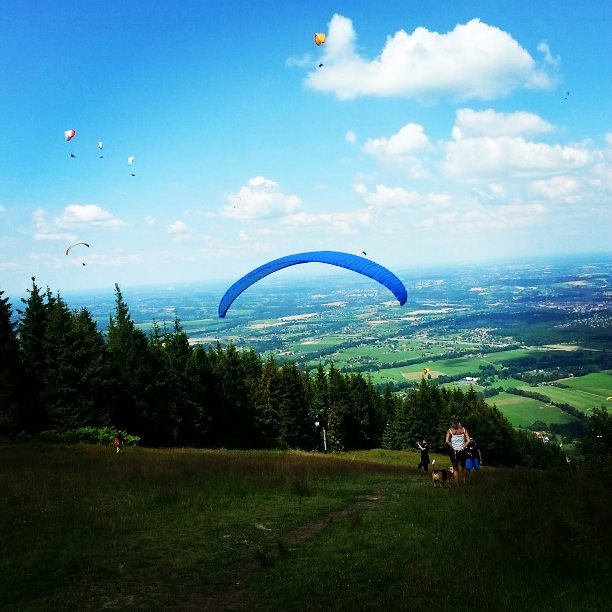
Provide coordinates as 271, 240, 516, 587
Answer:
1, 445, 610, 612
486, 392, 582, 428
556, 370, 612, 396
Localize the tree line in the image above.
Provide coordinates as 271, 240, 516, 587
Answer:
0, 279, 567, 467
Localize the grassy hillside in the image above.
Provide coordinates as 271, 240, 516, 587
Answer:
1, 445, 610, 612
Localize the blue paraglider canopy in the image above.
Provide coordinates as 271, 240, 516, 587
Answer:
218, 250, 407, 317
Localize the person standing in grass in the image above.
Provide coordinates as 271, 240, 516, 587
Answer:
445, 416, 470, 484
465, 437, 483, 478
416, 438, 430, 473
115, 430, 125, 454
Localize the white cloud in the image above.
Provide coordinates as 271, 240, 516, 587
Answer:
283, 210, 370, 235
305, 15, 554, 101
84, 253, 145, 267
457, 203, 547, 230
362, 123, 429, 158
537, 41, 560, 67
168, 220, 189, 234
285, 54, 313, 68
0, 204, 6, 213
56, 204, 125, 229
361, 123, 430, 177
345, 130, 357, 145
33, 208, 76, 241
222, 176, 301, 220
355, 183, 451, 209
531, 176, 580, 202
444, 134, 593, 180
452, 108, 554, 139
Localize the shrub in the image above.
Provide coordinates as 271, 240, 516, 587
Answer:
33, 427, 140, 446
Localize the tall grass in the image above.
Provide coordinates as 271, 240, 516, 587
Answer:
1, 445, 610, 611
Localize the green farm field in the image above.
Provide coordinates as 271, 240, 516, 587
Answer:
531, 385, 610, 415
485, 392, 582, 428
554, 371, 612, 401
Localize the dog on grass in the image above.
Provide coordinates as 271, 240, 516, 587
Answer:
431, 459, 453, 487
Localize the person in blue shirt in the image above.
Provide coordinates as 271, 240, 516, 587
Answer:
465, 437, 483, 477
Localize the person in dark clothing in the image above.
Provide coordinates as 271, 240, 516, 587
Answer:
465, 437, 483, 477
115, 430, 125, 454
417, 438, 430, 472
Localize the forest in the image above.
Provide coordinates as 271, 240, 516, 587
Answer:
0, 279, 587, 469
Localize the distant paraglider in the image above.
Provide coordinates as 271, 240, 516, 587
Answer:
563, 90, 570, 100
66, 241, 90, 266
128, 156, 135, 176
97, 141, 104, 158
65, 242, 89, 256
65, 129, 77, 158
218, 250, 407, 318
314, 32, 326, 67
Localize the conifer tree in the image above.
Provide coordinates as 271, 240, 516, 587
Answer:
144, 319, 176, 444
69, 308, 111, 426
17, 278, 52, 432
252, 355, 282, 447
182, 344, 214, 446
162, 317, 197, 444
211, 343, 256, 448
107, 284, 152, 436
326, 363, 348, 450
0, 290, 22, 436
278, 362, 315, 449
311, 362, 329, 417
39, 294, 77, 428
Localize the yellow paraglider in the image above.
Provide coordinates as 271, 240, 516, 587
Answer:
314, 33, 326, 46
423, 368, 430, 376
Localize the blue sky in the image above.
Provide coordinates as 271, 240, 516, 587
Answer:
1, 0, 610, 295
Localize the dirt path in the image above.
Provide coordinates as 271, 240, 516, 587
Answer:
177, 492, 385, 612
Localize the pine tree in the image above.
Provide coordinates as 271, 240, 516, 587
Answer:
17, 278, 52, 432
252, 355, 282, 447
185, 344, 216, 446
107, 284, 152, 436
278, 362, 315, 450
68, 308, 112, 427
211, 343, 256, 448
326, 363, 348, 451
162, 317, 197, 444
0, 290, 22, 436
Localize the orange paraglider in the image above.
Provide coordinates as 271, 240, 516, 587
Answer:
314, 33, 326, 46
64, 129, 76, 141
